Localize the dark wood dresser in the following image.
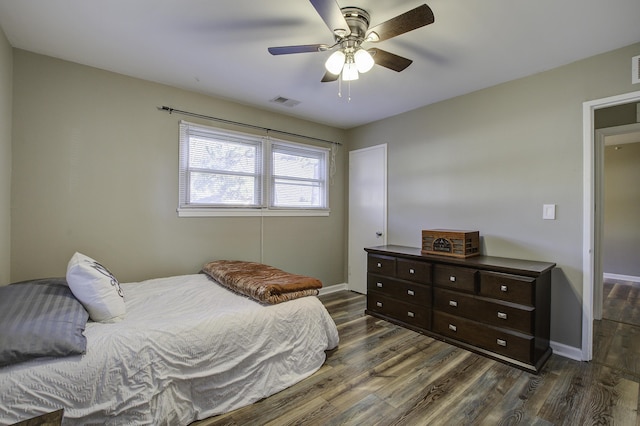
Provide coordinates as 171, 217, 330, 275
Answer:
365, 245, 555, 373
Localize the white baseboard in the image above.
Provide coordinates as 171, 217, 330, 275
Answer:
319, 283, 349, 296
550, 340, 583, 361
603, 273, 640, 283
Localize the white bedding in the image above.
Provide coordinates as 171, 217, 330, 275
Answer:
0, 274, 339, 425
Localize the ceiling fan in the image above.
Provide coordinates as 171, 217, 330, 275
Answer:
268, 0, 435, 83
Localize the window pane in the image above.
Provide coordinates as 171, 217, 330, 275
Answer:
189, 172, 258, 205
189, 137, 257, 173
273, 151, 320, 179
273, 178, 322, 208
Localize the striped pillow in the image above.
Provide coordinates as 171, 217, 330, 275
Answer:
0, 278, 89, 367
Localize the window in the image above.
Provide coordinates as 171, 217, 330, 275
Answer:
179, 121, 329, 216
271, 142, 326, 209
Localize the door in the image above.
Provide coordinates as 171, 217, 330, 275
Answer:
348, 144, 387, 294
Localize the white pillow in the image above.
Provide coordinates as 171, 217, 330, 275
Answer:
66, 252, 126, 323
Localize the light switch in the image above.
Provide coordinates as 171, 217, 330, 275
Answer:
543, 204, 556, 220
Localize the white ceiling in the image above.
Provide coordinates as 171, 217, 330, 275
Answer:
1, 0, 639, 129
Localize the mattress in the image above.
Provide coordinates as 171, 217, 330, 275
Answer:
0, 274, 339, 425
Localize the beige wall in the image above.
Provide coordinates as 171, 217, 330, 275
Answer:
11, 50, 347, 286
347, 42, 640, 350
604, 141, 640, 277
0, 28, 11, 285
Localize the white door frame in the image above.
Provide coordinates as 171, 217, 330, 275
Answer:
581, 90, 640, 361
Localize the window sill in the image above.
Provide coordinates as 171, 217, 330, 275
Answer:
177, 208, 330, 218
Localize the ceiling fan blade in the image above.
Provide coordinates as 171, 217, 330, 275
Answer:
369, 48, 413, 72
268, 44, 329, 55
321, 71, 339, 83
366, 4, 434, 42
309, 0, 351, 37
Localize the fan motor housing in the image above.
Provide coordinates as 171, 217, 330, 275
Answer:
341, 7, 370, 40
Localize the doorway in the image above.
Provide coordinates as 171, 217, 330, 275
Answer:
594, 124, 640, 320
582, 90, 640, 361
348, 144, 387, 294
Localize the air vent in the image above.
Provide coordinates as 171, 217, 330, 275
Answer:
633, 55, 640, 85
269, 96, 300, 108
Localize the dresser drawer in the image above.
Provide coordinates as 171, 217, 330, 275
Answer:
396, 258, 432, 284
367, 291, 431, 330
433, 265, 478, 293
433, 311, 534, 363
479, 271, 536, 306
368, 254, 396, 276
433, 288, 534, 334
368, 274, 431, 305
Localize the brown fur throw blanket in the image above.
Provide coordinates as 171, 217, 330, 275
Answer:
201, 260, 322, 304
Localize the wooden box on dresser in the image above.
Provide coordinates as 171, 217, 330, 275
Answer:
365, 245, 555, 373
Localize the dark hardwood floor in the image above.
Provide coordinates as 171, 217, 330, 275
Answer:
194, 280, 640, 425
602, 279, 640, 327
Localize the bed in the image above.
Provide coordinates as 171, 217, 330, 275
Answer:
0, 256, 339, 425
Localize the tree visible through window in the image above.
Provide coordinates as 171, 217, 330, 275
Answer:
272, 143, 324, 208
188, 135, 260, 206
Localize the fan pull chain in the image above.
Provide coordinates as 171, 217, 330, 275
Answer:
336, 74, 353, 102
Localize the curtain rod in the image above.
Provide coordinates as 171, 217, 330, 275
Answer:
157, 106, 341, 146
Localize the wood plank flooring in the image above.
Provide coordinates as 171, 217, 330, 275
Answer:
603, 279, 640, 327
193, 281, 640, 426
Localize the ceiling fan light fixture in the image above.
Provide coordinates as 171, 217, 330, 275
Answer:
342, 61, 359, 81
325, 50, 346, 75
354, 48, 374, 73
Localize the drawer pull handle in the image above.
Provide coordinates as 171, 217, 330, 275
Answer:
409, 268, 415, 274
449, 276, 456, 282
448, 324, 457, 332
377, 262, 382, 268
449, 300, 458, 307
497, 339, 507, 347
407, 311, 415, 318
407, 289, 415, 296
497, 312, 507, 320
376, 282, 383, 288
500, 285, 508, 292
376, 301, 383, 308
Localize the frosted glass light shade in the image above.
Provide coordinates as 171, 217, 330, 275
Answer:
325, 50, 345, 75
354, 49, 374, 73
342, 61, 359, 81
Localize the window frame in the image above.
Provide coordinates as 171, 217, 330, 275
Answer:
178, 121, 330, 217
